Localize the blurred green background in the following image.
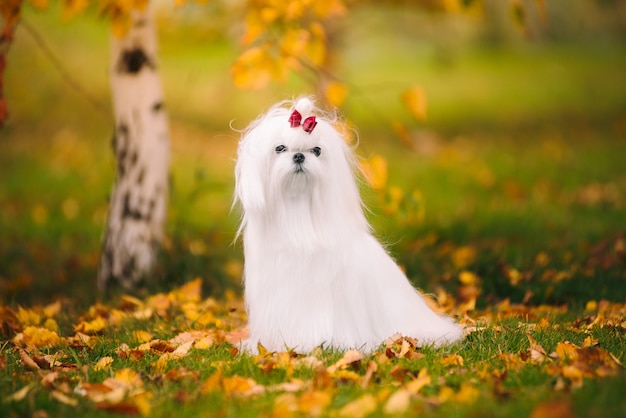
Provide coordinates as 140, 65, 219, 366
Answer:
1, 0, 625, 307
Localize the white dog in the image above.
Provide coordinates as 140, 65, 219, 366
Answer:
234, 97, 463, 353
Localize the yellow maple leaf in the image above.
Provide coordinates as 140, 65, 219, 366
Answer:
147, 293, 171, 317
133, 330, 154, 344
95, 356, 114, 372
43, 300, 62, 318
232, 47, 273, 90
169, 278, 202, 304
327, 349, 364, 373
498, 352, 526, 371
441, 354, 464, 367
223, 375, 263, 397
21, 326, 61, 348
555, 341, 579, 361
43, 318, 59, 333
402, 86, 427, 122
405, 369, 431, 393
17, 306, 41, 327
75, 316, 107, 335
114, 368, 144, 388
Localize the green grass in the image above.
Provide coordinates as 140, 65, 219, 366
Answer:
1, 4, 626, 417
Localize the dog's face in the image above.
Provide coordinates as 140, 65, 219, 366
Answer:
235, 103, 342, 213
267, 132, 326, 197
234, 98, 368, 244
274, 143, 322, 174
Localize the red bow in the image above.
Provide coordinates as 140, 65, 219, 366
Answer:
289, 110, 317, 134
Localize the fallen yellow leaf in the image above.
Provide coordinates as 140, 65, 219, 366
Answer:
113, 368, 144, 388
441, 354, 464, 367
133, 330, 153, 344
16, 306, 41, 327
170, 278, 202, 304
554, 341, 579, 361
405, 369, 431, 394
21, 325, 61, 348
94, 356, 114, 372
327, 349, 364, 373
74, 316, 107, 335
338, 393, 377, 418
43, 300, 62, 318
383, 389, 411, 414
223, 375, 264, 397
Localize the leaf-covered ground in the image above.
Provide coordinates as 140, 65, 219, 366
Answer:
2, 270, 625, 417
3, 7, 626, 417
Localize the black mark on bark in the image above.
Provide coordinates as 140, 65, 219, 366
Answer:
137, 167, 145, 185
118, 48, 155, 74
115, 122, 130, 178
122, 192, 144, 221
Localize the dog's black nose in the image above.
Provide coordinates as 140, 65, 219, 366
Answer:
293, 153, 305, 164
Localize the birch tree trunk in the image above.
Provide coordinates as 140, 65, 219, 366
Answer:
98, 9, 169, 291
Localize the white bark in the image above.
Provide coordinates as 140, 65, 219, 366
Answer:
98, 10, 169, 291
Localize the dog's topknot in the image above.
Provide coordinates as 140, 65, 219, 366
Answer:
294, 97, 314, 117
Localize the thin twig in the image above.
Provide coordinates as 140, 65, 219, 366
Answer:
20, 18, 111, 120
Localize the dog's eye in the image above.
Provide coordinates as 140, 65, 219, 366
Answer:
275, 145, 287, 153
311, 147, 321, 157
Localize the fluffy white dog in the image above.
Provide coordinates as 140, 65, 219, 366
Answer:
234, 97, 463, 353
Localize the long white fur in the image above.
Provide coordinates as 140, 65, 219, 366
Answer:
234, 97, 464, 353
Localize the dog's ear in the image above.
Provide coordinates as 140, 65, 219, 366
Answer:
235, 129, 267, 214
